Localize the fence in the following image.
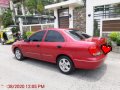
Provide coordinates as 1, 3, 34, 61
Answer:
18, 17, 54, 35
20, 23, 54, 35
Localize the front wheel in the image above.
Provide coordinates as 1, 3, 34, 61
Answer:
15, 48, 24, 61
57, 56, 74, 74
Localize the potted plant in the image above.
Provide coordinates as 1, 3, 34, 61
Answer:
109, 32, 119, 46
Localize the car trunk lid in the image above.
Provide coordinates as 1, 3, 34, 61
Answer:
84, 37, 106, 46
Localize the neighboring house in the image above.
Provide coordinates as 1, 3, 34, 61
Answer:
86, 0, 120, 36
10, 0, 54, 25
9, 0, 54, 34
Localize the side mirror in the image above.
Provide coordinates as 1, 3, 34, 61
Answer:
24, 38, 30, 42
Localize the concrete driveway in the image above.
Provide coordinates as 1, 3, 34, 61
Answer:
0, 45, 120, 90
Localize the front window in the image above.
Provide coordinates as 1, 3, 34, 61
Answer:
65, 30, 91, 40
6, 31, 12, 36
5, 31, 13, 40
29, 30, 46, 42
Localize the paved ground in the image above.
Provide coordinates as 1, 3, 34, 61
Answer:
0, 45, 120, 90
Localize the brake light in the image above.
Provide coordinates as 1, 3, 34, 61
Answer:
89, 46, 101, 56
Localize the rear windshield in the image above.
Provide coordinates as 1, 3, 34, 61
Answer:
65, 30, 91, 40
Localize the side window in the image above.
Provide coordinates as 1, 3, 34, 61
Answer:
45, 30, 65, 42
29, 30, 46, 42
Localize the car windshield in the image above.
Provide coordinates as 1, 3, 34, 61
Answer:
65, 30, 91, 40
6, 31, 12, 35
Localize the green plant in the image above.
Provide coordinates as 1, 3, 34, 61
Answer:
2, 9, 14, 28
22, 31, 33, 39
37, 1, 44, 13
11, 27, 19, 33
22, 32, 27, 39
116, 35, 120, 46
24, 0, 36, 14
109, 32, 119, 41
26, 31, 34, 38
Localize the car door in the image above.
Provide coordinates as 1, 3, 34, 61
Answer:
22, 30, 46, 60
41, 30, 65, 63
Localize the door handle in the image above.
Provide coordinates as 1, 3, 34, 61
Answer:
36, 44, 40, 47
57, 45, 62, 48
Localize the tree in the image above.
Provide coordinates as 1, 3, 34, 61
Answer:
24, 0, 36, 14
24, 0, 54, 23
24, 0, 54, 14
2, 9, 14, 28
37, 0, 44, 14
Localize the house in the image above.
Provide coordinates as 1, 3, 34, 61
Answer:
45, 0, 85, 32
45, 0, 120, 36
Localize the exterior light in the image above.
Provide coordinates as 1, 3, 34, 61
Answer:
69, 14, 72, 18
54, 16, 56, 19
88, 14, 91, 17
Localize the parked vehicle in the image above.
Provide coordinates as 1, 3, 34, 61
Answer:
12, 28, 107, 74
0, 29, 15, 45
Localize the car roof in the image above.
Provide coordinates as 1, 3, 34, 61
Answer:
45, 28, 84, 33
45, 28, 82, 31
46, 28, 67, 31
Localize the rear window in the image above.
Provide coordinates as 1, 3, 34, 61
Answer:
65, 30, 91, 40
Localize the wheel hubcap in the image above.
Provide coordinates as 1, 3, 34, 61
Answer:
15, 50, 21, 59
59, 58, 71, 72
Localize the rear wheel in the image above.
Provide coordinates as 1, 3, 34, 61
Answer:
15, 48, 24, 61
57, 56, 74, 74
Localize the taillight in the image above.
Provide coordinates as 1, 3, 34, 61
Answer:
89, 46, 101, 56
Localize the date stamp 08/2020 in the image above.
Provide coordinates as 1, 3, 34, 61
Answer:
0, 84, 45, 89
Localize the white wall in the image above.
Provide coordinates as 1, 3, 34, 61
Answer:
54, 8, 59, 28
69, 6, 74, 28
86, 0, 120, 36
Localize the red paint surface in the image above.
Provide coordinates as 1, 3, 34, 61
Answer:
12, 28, 108, 69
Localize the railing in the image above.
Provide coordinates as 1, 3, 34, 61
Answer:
21, 23, 54, 33
94, 5, 120, 29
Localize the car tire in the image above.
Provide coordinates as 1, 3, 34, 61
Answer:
14, 48, 24, 61
57, 56, 74, 74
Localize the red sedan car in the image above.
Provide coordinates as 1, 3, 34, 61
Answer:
12, 28, 107, 74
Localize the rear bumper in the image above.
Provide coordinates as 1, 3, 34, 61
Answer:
73, 55, 106, 69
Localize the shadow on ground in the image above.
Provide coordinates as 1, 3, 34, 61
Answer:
13, 57, 107, 82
